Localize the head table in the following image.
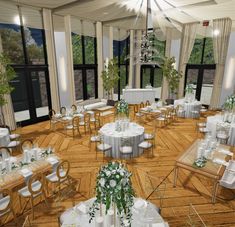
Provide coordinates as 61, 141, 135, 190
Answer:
174, 98, 201, 118
60, 197, 169, 227
99, 122, 145, 159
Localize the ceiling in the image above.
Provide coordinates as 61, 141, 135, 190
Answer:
1, 0, 235, 34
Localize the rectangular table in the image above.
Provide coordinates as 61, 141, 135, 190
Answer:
123, 89, 155, 104
173, 139, 231, 203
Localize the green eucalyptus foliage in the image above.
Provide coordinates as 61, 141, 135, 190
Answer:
101, 58, 119, 99
161, 57, 182, 98
0, 53, 15, 106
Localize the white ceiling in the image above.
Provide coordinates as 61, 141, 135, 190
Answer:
1, 0, 235, 33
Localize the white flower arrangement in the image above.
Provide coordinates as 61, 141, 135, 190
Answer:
223, 94, 235, 111
185, 84, 194, 94
116, 99, 129, 116
89, 162, 135, 226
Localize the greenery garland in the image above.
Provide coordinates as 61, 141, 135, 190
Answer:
223, 94, 235, 111
89, 162, 135, 226
185, 84, 194, 94
116, 99, 129, 116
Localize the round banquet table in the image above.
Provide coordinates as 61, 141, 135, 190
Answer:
206, 115, 235, 146
99, 122, 145, 158
60, 198, 168, 227
0, 128, 10, 147
174, 99, 201, 118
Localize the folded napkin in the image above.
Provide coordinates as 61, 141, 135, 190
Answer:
9, 157, 17, 163
213, 158, 228, 166
46, 157, 59, 165
20, 168, 33, 178
75, 202, 88, 214
218, 149, 233, 156
134, 199, 147, 209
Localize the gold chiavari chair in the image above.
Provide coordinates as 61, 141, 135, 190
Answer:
0, 189, 17, 226
66, 116, 81, 137
22, 215, 32, 227
60, 106, 66, 116
140, 102, 145, 108
186, 204, 207, 227
48, 109, 60, 130
0, 147, 11, 159
145, 100, 150, 106
90, 111, 101, 131
18, 173, 48, 219
96, 134, 112, 162
119, 136, 133, 161
156, 110, 167, 128
134, 104, 144, 123
89, 129, 100, 152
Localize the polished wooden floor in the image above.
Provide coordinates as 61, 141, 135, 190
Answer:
3, 111, 235, 227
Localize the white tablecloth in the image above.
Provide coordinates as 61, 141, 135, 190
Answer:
99, 122, 144, 158
206, 115, 235, 146
60, 198, 168, 227
123, 89, 155, 104
0, 128, 10, 147
174, 99, 201, 118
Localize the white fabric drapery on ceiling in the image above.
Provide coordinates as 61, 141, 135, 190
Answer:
178, 22, 198, 98
210, 17, 232, 109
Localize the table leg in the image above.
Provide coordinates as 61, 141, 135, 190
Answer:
173, 166, 179, 187
212, 180, 219, 204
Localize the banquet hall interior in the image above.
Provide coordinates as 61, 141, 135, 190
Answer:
0, 0, 235, 226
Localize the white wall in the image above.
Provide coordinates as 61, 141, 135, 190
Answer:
54, 32, 71, 108
220, 32, 235, 106
170, 39, 181, 70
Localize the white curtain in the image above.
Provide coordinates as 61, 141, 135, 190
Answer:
161, 27, 172, 101
178, 22, 198, 98
42, 9, 60, 112
210, 18, 232, 109
0, 33, 16, 130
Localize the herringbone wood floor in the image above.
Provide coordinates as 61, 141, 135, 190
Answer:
3, 111, 235, 227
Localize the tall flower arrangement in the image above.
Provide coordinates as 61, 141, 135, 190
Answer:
185, 84, 194, 94
116, 99, 129, 116
223, 94, 235, 111
89, 162, 135, 226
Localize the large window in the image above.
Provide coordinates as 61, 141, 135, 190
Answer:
186, 37, 215, 105
113, 35, 130, 100
140, 37, 165, 99
72, 33, 97, 101
0, 4, 51, 125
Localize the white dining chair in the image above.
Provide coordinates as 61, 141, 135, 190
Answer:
96, 134, 112, 161
219, 160, 235, 190
138, 140, 153, 157
119, 137, 133, 161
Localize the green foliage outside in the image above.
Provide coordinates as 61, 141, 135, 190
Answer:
72, 34, 83, 64
101, 58, 119, 99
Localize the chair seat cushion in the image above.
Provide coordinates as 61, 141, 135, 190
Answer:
217, 133, 229, 139
9, 134, 20, 140
197, 122, 206, 127
136, 113, 143, 117
18, 181, 42, 197
0, 196, 10, 212
144, 133, 154, 140
46, 170, 66, 183
138, 141, 152, 149
97, 143, 111, 151
120, 146, 132, 154
7, 140, 20, 148
157, 117, 165, 121
90, 136, 100, 142
199, 127, 209, 133
66, 125, 74, 129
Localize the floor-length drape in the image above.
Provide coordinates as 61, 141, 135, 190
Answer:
210, 18, 232, 109
178, 22, 198, 98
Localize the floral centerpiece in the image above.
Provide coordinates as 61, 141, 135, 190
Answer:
223, 94, 235, 111
89, 162, 135, 226
116, 99, 129, 117
185, 84, 194, 94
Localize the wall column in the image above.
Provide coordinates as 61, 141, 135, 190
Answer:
96, 21, 104, 98
128, 29, 134, 88
135, 30, 142, 88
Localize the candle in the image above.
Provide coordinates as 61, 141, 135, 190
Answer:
106, 209, 114, 226
5, 158, 12, 173
95, 216, 104, 227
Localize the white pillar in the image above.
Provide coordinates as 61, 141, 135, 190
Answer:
64, 15, 76, 105
42, 9, 60, 111
135, 30, 142, 88
109, 26, 113, 59
129, 30, 134, 87
96, 21, 104, 98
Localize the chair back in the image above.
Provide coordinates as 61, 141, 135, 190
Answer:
21, 139, 34, 151
121, 136, 132, 147
72, 116, 80, 127
71, 104, 77, 112
84, 113, 91, 123
22, 215, 31, 227
0, 189, 12, 214
0, 124, 11, 134
60, 106, 66, 115
48, 109, 56, 120
134, 104, 139, 114
187, 204, 207, 226
146, 100, 150, 106
0, 147, 11, 159
95, 111, 101, 120
28, 173, 44, 196
140, 102, 145, 108
56, 160, 70, 181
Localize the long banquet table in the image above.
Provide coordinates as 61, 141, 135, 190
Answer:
122, 88, 155, 104
60, 198, 169, 227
